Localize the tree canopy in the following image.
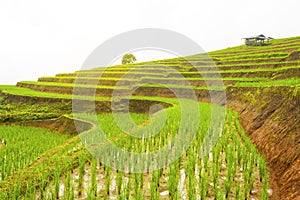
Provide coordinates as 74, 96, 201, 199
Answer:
122, 53, 136, 64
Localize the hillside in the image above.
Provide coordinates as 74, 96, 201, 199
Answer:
0, 36, 299, 199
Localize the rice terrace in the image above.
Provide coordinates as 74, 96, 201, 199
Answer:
0, 35, 299, 200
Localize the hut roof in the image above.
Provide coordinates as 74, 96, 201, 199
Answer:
243, 34, 272, 41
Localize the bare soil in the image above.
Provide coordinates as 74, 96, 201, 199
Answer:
0, 143, 5, 150
0, 116, 93, 135
225, 86, 300, 200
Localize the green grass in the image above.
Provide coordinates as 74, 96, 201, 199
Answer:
5, 101, 269, 199
235, 78, 300, 87
18, 81, 128, 89
218, 52, 289, 60
0, 85, 110, 101
39, 76, 138, 81
215, 60, 300, 67
74, 71, 164, 75
0, 101, 71, 122
0, 134, 85, 199
0, 126, 71, 182
217, 52, 289, 61
209, 45, 300, 57
143, 76, 268, 82
137, 83, 225, 90
77, 66, 178, 72
18, 81, 226, 94
178, 65, 299, 75
0, 85, 183, 104
208, 37, 300, 54
155, 56, 287, 63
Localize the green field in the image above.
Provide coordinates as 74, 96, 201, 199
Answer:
0, 36, 299, 199
0, 126, 71, 181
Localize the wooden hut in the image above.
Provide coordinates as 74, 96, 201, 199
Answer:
243, 34, 273, 46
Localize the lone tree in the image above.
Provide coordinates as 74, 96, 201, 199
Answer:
122, 53, 136, 64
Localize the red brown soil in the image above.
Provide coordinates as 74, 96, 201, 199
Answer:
1, 116, 93, 135
282, 50, 300, 61
225, 86, 300, 200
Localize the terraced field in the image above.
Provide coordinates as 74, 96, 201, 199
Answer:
0, 36, 299, 199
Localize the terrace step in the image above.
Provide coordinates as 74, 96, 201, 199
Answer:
195, 61, 300, 71
0, 86, 173, 113
12, 80, 227, 101
168, 67, 299, 78
38, 77, 136, 86
209, 37, 300, 55
210, 45, 300, 57
55, 72, 167, 78
16, 82, 120, 97
160, 57, 291, 66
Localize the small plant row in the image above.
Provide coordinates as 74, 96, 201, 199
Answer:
210, 46, 299, 57
209, 38, 300, 55
0, 126, 71, 182
2, 100, 269, 199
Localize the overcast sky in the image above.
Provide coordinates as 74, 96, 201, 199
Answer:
0, 0, 299, 84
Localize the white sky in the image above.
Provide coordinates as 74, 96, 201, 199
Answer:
0, 0, 299, 84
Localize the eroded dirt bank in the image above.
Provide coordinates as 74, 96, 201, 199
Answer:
225, 86, 300, 200
0, 116, 93, 135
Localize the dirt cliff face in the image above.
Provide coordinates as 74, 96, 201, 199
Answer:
226, 86, 300, 200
